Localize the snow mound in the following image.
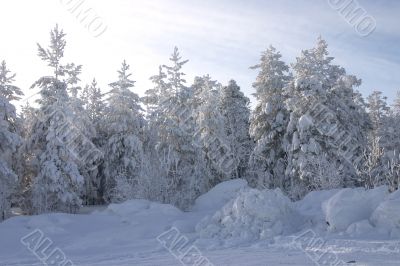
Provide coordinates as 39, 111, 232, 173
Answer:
371, 194, 400, 238
322, 186, 387, 232
196, 188, 296, 244
345, 219, 375, 237
295, 188, 341, 231
192, 178, 248, 213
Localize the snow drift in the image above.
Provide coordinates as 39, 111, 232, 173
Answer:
195, 180, 400, 244
322, 186, 387, 232
196, 187, 298, 245
371, 190, 400, 238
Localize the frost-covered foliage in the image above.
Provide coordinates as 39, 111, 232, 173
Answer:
143, 51, 253, 209
79, 79, 105, 204
248, 46, 291, 190
139, 67, 169, 203
0, 61, 22, 220
283, 38, 369, 199
367, 91, 390, 135
22, 25, 85, 214
356, 90, 400, 191
66, 64, 98, 205
192, 75, 230, 186
0, 61, 23, 101
147, 48, 204, 209
219, 80, 252, 180
81, 79, 106, 130
101, 61, 145, 203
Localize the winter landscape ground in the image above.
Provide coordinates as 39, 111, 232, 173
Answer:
1, 180, 400, 266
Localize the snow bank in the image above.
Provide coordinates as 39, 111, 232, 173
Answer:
371, 190, 400, 238
300, 186, 400, 238
295, 189, 341, 231
322, 186, 387, 232
195, 182, 400, 242
195, 181, 400, 244
192, 179, 248, 213
196, 188, 296, 245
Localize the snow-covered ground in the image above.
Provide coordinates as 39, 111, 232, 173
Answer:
1, 179, 400, 266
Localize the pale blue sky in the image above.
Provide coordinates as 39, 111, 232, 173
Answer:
0, 0, 399, 108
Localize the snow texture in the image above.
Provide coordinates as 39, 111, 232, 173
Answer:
1, 180, 400, 265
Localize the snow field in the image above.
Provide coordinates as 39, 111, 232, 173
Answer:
1, 179, 400, 265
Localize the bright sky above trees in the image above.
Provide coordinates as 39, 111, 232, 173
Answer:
1, 0, 399, 108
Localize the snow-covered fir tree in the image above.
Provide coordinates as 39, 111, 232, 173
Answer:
140, 66, 170, 202
65, 63, 99, 205
0, 60, 24, 101
154, 47, 204, 209
248, 46, 291, 190
22, 25, 85, 214
384, 108, 400, 189
284, 38, 368, 199
219, 80, 252, 180
76, 78, 106, 204
15, 101, 36, 209
392, 90, 400, 115
362, 91, 397, 188
0, 60, 23, 220
82, 79, 106, 128
192, 75, 230, 188
81, 78, 107, 154
101, 60, 145, 203
143, 66, 168, 119
367, 91, 389, 139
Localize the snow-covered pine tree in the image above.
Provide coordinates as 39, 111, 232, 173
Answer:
101, 60, 145, 203
82, 79, 106, 128
219, 80, 252, 180
248, 46, 291, 190
65, 64, 99, 205
0, 61, 24, 101
191, 75, 231, 188
139, 67, 169, 202
163, 47, 189, 91
384, 109, 400, 190
23, 25, 85, 214
154, 47, 203, 209
143, 66, 168, 150
367, 91, 390, 143
0, 60, 23, 220
327, 75, 370, 187
143, 66, 168, 120
392, 90, 400, 115
362, 91, 394, 188
81, 79, 106, 153
14, 101, 36, 210
19, 102, 36, 138
284, 38, 368, 198
73, 78, 107, 204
